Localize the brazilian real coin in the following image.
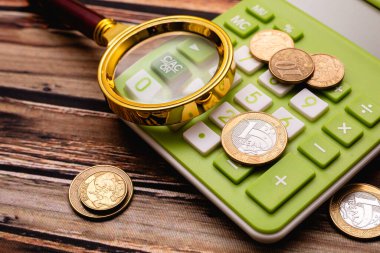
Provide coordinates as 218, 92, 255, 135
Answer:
69, 165, 133, 219
250, 30, 294, 62
269, 48, 315, 84
329, 183, 380, 239
221, 112, 288, 166
307, 53, 345, 89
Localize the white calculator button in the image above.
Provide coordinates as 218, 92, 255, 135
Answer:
272, 107, 305, 140
234, 84, 272, 112
234, 46, 263, 75
258, 70, 294, 97
209, 102, 240, 128
289, 88, 329, 121
182, 78, 204, 95
183, 122, 220, 155
125, 69, 162, 102
232, 72, 242, 88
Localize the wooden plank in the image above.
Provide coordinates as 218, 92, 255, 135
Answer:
2, 170, 379, 253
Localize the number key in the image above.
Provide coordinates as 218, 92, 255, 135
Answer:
290, 88, 329, 121
272, 107, 305, 140
234, 84, 272, 112
209, 102, 240, 128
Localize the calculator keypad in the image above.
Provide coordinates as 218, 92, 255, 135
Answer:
258, 70, 294, 97
345, 96, 380, 127
234, 46, 264, 74
214, 152, 253, 184
183, 122, 220, 155
209, 102, 241, 129
272, 107, 305, 140
224, 14, 259, 38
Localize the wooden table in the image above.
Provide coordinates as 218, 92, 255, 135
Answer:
0, 1, 379, 252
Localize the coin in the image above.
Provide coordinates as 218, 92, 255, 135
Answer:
69, 165, 133, 219
269, 48, 314, 84
221, 112, 287, 165
79, 171, 127, 212
250, 30, 294, 62
329, 183, 380, 239
307, 53, 344, 89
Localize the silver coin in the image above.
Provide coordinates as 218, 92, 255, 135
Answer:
231, 119, 277, 156
339, 191, 380, 230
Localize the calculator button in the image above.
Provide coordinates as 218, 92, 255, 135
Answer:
234, 46, 264, 75
234, 84, 272, 112
298, 134, 340, 168
209, 102, 240, 129
272, 107, 305, 140
322, 114, 363, 147
151, 53, 190, 83
273, 19, 303, 41
183, 122, 220, 155
177, 38, 215, 64
321, 82, 351, 103
345, 96, 380, 127
246, 3, 274, 23
213, 152, 253, 184
182, 78, 204, 96
125, 69, 163, 102
258, 70, 294, 97
289, 88, 329, 121
224, 14, 259, 38
232, 72, 242, 88
246, 153, 315, 213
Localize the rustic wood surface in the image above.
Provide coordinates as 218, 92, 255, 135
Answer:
0, 0, 379, 252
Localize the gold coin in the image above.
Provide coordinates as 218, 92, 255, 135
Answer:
307, 53, 344, 89
250, 30, 294, 62
329, 183, 380, 239
69, 165, 133, 219
79, 171, 127, 212
221, 112, 287, 165
269, 48, 314, 84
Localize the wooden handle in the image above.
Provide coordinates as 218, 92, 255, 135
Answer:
31, 0, 105, 40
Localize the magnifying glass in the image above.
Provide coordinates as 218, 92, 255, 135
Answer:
32, 0, 235, 126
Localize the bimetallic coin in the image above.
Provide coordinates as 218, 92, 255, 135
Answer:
79, 171, 127, 212
330, 183, 380, 239
221, 112, 287, 165
250, 30, 294, 62
307, 54, 345, 89
69, 165, 133, 219
269, 48, 314, 84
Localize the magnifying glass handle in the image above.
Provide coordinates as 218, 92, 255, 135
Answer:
30, 0, 119, 46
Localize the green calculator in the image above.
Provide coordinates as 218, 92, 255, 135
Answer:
119, 0, 380, 242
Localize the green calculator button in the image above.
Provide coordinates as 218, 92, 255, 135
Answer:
213, 152, 253, 184
246, 3, 274, 23
322, 114, 363, 147
224, 14, 259, 38
274, 19, 303, 41
345, 96, 380, 127
321, 82, 351, 103
246, 153, 315, 213
177, 39, 215, 64
151, 52, 190, 83
298, 134, 340, 168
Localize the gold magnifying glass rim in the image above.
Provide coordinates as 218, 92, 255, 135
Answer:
97, 15, 234, 125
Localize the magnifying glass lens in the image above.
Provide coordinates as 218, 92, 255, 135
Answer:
114, 32, 219, 104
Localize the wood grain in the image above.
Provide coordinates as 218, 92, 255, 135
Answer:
0, 0, 379, 252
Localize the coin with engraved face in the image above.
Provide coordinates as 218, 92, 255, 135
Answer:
69, 165, 133, 219
330, 183, 380, 239
250, 30, 294, 62
79, 171, 127, 211
307, 54, 344, 89
221, 112, 287, 165
269, 48, 314, 84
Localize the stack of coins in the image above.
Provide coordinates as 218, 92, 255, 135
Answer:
330, 183, 380, 239
69, 165, 133, 220
250, 29, 345, 89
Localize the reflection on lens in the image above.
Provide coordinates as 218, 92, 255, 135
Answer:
114, 32, 220, 104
